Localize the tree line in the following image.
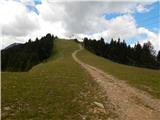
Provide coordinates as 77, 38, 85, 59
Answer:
2, 33, 55, 71
83, 37, 160, 69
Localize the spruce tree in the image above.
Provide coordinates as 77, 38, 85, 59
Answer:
157, 51, 160, 62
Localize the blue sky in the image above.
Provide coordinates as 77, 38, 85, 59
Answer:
27, 5, 39, 14
26, 0, 41, 14
33, 0, 41, 5
102, 1, 159, 31
130, 1, 159, 45
102, 1, 159, 45
133, 1, 159, 33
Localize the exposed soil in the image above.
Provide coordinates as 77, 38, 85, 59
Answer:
72, 45, 160, 120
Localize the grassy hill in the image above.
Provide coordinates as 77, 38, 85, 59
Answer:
78, 49, 160, 99
2, 40, 111, 120
2, 39, 160, 119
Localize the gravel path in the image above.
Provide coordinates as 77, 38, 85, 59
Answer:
72, 45, 160, 120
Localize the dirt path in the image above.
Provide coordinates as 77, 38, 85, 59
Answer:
72, 45, 160, 120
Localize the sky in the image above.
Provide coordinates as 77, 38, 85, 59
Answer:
0, 0, 160, 51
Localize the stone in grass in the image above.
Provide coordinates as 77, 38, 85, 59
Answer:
93, 101, 105, 109
4, 106, 11, 111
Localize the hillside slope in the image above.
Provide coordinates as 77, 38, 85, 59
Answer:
2, 40, 112, 120
78, 48, 160, 99
74, 45, 160, 120
2, 40, 160, 120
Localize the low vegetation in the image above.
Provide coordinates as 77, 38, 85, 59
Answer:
78, 48, 160, 99
2, 40, 115, 120
2, 38, 160, 120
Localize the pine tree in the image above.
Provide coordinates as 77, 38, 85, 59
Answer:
157, 51, 160, 62
1, 34, 55, 71
134, 42, 142, 65
98, 37, 105, 56
82, 38, 159, 69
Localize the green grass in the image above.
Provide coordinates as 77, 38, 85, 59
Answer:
2, 40, 112, 120
78, 49, 160, 99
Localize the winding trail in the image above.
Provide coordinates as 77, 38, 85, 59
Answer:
72, 45, 160, 120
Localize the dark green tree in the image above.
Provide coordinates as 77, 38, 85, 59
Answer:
1, 33, 55, 71
83, 38, 159, 69
157, 51, 160, 62
134, 42, 142, 65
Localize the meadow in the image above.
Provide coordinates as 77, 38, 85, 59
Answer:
2, 39, 160, 120
2, 40, 111, 120
78, 49, 160, 99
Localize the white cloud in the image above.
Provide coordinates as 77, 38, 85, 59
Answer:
36, 1, 65, 22
75, 14, 138, 42
136, 4, 149, 13
36, 1, 155, 35
106, 14, 138, 39
138, 27, 160, 51
0, 0, 159, 51
0, 0, 40, 49
2, 12, 39, 36
75, 14, 160, 52
20, 0, 35, 6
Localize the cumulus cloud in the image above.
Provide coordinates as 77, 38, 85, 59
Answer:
0, 0, 159, 51
36, 1, 156, 35
2, 12, 39, 36
136, 4, 149, 13
20, 0, 35, 6
75, 14, 137, 42
57, 1, 153, 34
0, 0, 41, 49
0, 0, 39, 36
138, 27, 160, 51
